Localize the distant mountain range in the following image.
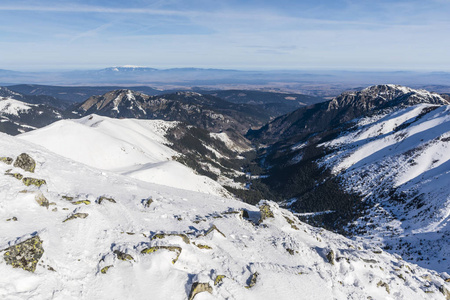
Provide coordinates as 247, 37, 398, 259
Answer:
2, 67, 450, 95
7, 84, 165, 104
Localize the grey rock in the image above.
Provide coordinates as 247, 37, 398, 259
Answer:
13, 153, 36, 173
3, 235, 44, 272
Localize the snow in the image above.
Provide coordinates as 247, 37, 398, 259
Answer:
0, 133, 448, 299
18, 115, 230, 198
0, 98, 33, 116
319, 103, 450, 272
121, 65, 146, 68
210, 132, 252, 153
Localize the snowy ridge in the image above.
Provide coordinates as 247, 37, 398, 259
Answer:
328, 84, 449, 111
0, 133, 449, 299
19, 115, 231, 198
0, 95, 65, 135
0, 98, 33, 116
320, 103, 450, 272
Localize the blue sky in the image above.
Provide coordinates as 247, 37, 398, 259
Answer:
1, 0, 449, 71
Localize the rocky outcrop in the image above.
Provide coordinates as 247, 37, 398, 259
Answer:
326, 250, 335, 265
141, 246, 182, 264
63, 213, 89, 223
439, 285, 450, 300
35, 192, 49, 208
4, 170, 23, 180
377, 280, 390, 294
258, 202, 274, 223
188, 282, 213, 300
3, 235, 44, 272
328, 85, 448, 111
97, 196, 116, 204
201, 225, 226, 238
245, 272, 259, 289
0, 157, 13, 165
248, 85, 449, 144
13, 153, 36, 173
22, 177, 46, 187
214, 275, 225, 286
113, 250, 134, 261
100, 265, 113, 274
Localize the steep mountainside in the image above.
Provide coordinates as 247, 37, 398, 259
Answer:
0, 95, 69, 135
1, 133, 449, 299
317, 104, 450, 272
75, 90, 269, 134
197, 89, 324, 117
248, 85, 449, 145
0, 86, 69, 109
245, 85, 450, 272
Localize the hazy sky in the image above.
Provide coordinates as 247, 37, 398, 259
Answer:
1, 0, 449, 71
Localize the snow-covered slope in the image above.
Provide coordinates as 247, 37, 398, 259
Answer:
0, 98, 33, 116
1, 133, 449, 299
0, 95, 65, 135
320, 103, 450, 272
18, 115, 231, 198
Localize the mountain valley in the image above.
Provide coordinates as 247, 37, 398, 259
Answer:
0, 83, 449, 299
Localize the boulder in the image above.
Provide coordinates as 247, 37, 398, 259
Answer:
258, 202, 274, 223
101, 265, 113, 274
98, 196, 116, 204
63, 213, 89, 223
0, 157, 13, 165
3, 235, 44, 272
327, 250, 335, 265
113, 250, 134, 261
35, 192, 49, 208
22, 177, 46, 187
246, 272, 259, 289
13, 153, 36, 173
188, 282, 213, 300
214, 275, 225, 286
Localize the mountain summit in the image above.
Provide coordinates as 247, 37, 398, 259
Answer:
76, 90, 270, 134
328, 84, 448, 110
249, 84, 449, 144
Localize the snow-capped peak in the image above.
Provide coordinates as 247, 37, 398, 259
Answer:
362, 84, 448, 102
328, 84, 448, 111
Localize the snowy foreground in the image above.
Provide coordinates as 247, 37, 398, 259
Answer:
1, 132, 450, 299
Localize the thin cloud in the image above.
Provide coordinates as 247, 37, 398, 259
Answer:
69, 22, 115, 43
0, 4, 196, 17
0, 4, 412, 29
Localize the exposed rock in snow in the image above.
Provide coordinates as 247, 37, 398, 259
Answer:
0, 136, 449, 299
